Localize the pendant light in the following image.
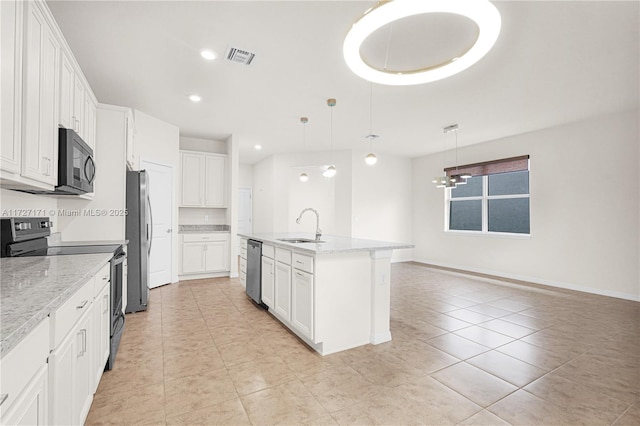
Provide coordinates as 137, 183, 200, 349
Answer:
323, 98, 337, 178
299, 117, 309, 182
363, 84, 378, 166
432, 124, 470, 188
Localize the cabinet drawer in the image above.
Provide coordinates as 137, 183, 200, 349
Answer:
239, 271, 246, 286
50, 277, 94, 349
275, 248, 291, 265
292, 253, 314, 274
262, 244, 274, 259
0, 318, 49, 418
240, 257, 247, 273
240, 248, 247, 260
241, 239, 247, 250
182, 233, 229, 243
94, 262, 110, 296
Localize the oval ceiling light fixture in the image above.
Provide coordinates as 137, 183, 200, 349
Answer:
299, 173, 309, 182
254, 144, 262, 150
200, 49, 217, 61
188, 94, 202, 102
343, 0, 501, 86
322, 165, 337, 178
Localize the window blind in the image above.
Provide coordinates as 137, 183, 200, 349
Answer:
444, 155, 529, 177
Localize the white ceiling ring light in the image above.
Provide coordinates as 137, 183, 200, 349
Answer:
343, 0, 501, 86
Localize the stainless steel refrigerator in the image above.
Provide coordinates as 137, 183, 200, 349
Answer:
125, 170, 151, 313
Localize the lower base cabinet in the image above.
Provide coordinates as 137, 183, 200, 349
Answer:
292, 269, 314, 340
180, 233, 230, 275
274, 261, 292, 321
261, 256, 275, 308
1, 365, 48, 426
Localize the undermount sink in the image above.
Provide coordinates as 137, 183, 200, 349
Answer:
278, 238, 325, 244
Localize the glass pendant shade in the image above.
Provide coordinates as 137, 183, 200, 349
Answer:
323, 165, 337, 178
299, 173, 309, 182
365, 153, 377, 165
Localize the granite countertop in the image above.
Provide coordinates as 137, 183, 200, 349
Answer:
179, 224, 230, 234
0, 253, 113, 358
237, 233, 414, 255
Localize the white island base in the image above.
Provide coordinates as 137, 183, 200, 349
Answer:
239, 234, 412, 355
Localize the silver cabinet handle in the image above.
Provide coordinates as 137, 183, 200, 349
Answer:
103, 294, 109, 314
0, 394, 8, 406
296, 260, 304, 264
77, 329, 87, 357
76, 300, 88, 309
167, 228, 172, 233
102, 276, 108, 281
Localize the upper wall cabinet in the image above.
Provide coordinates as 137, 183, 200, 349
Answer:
180, 151, 227, 208
0, 0, 97, 191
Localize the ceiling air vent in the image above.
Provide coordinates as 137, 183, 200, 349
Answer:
226, 47, 255, 65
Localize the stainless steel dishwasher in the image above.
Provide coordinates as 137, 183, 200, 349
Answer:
246, 239, 264, 306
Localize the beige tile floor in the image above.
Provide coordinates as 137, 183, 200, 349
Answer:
87, 262, 640, 425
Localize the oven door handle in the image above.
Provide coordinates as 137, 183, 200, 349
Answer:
112, 251, 126, 266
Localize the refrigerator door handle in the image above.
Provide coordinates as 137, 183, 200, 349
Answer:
147, 195, 154, 255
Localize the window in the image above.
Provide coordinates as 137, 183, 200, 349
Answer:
445, 156, 530, 236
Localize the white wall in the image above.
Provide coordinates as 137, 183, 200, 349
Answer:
134, 110, 180, 284
412, 109, 640, 301
239, 164, 253, 189
178, 208, 226, 225
0, 189, 59, 231
180, 136, 226, 154
351, 150, 413, 262
251, 149, 413, 262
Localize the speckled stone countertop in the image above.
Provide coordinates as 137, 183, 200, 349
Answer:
237, 233, 414, 255
179, 224, 230, 233
0, 253, 113, 358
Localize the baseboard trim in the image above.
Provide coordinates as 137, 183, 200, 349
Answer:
411, 258, 640, 302
370, 331, 392, 345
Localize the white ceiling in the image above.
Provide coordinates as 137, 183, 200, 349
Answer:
47, 1, 639, 165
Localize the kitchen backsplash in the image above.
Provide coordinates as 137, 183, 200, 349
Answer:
178, 224, 230, 232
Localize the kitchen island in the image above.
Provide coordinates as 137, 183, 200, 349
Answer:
239, 233, 413, 355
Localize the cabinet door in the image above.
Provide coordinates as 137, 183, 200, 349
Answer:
181, 242, 205, 273
261, 256, 275, 309
292, 269, 314, 340
83, 95, 96, 151
204, 155, 226, 207
274, 261, 292, 321
0, 364, 47, 426
74, 311, 93, 425
58, 50, 73, 129
72, 74, 84, 136
22, 1, 59, 185
125, 110, 135, 169
48, 324, 76, 425
92, 284, 110, 393
0, 0, 22, 174
181, 153, 204, 206
204, 241, 228, 272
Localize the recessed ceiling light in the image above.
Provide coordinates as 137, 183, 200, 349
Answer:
254, 145, 262, 150
343, 0, 501, 86
189, 94, 202, 102
200, 49, 217, 61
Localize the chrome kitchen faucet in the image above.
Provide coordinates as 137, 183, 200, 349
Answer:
296, 208, 322, 241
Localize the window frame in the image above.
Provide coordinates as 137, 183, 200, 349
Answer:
444, 173, 531, 238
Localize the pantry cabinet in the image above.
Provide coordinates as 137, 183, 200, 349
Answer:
180, 233, 230, 275
180, 151, 227, 207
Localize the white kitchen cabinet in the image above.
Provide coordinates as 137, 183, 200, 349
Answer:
204, 154, 226, 207
58, 50, 74, 130
21, 0, 60, 186
180, 152, 204, 206
180, 233, 230, 275
0, 318, 49, 425
48, 275, 96, 426
274, 260, 292, 322
84, 94, 97, 151
0, 0, 23, 175
261, 255, 275, 309
125, 109, 136, 169
239, 238, 247, 287
92, 279, 110, 394
180, 151, 227, 207
292, 268, 314, 340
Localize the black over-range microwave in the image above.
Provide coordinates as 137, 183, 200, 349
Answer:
18, 128, 95, 195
